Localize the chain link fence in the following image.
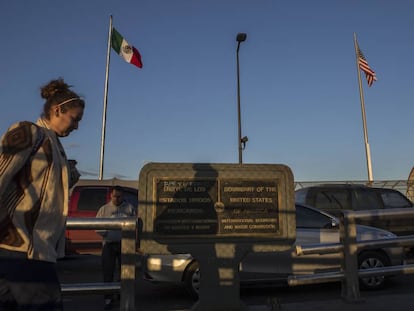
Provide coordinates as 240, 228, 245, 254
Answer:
294, 180, 412, 200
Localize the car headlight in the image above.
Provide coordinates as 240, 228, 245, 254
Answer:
172, 258, 188, 267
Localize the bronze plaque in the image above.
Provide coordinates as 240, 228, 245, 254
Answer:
153, 179, 279, 235
218, 179, 279, 234
138, 163, 295, 254
155, 179, 218, 234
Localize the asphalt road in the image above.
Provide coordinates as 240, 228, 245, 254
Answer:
58, 254, 414, 311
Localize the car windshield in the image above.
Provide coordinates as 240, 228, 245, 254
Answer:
296, 205, 334, 229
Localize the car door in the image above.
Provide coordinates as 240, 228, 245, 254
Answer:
239, 205, 341, 282
66, 186, 109, 253
291, 205, 341, 275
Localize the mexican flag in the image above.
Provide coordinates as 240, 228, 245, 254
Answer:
111, 28, 143, 68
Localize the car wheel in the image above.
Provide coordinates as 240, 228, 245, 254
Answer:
358, 251, 390, 290
184, 261, 200, 299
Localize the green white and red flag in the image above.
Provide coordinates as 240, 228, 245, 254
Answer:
111, 27, 143, 68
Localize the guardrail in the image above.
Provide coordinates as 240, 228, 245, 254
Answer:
288, 208, 414, 302
62, 209, 414, 307
62, 217, 137, 311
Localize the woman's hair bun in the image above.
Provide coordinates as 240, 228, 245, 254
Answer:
40, 78, 72, 100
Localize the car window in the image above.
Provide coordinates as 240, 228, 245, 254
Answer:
353, 189, 382, 210
123, 188, 139, 209
314, 189, 350, 211
77, 188, 108, 212
294, 188, 307, 203
296, 205, 333, 229
380, 190, 412, 208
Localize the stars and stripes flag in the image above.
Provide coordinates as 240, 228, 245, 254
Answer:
356, 43, 377, 87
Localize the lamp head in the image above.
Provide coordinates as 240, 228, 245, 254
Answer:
241, 136, 248, 150
236, 33, 247, 42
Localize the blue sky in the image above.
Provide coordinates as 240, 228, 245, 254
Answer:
1, 1, 413, 182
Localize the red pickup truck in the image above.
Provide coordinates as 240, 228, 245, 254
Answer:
65, 178, 138, 255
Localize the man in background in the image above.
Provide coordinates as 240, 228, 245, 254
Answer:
96, 186, 135, 310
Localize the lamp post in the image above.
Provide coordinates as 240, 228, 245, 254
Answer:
236, 32, 247, 164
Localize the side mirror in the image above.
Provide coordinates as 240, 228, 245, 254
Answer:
324, 219, 339, 229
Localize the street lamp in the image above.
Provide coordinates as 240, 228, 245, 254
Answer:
236, 32, 247, 164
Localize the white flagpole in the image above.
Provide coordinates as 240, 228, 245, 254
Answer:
354, 32, 373, 183
99, 15, 113, 180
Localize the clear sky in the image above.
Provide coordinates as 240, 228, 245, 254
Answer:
1, 1, 413, 182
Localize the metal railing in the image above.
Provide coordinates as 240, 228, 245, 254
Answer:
62, 217, 137, 311
288, 208, 414, 302
62, 204, 414, 307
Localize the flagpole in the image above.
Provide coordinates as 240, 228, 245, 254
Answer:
354, 32, 373, 184
99, 15, 113, 180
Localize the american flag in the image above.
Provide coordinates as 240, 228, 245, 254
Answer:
357, 43, 377, 87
